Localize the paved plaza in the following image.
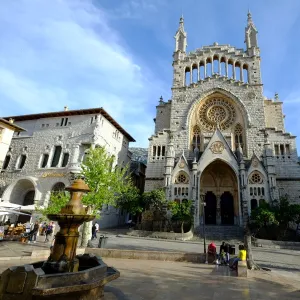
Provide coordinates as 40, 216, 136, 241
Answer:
0, 257, 299, 299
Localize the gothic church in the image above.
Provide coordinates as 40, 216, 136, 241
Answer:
145, 12, 300, 231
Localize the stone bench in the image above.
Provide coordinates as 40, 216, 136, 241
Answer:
237, 260, 248, 277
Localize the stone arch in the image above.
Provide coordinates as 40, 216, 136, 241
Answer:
1, 176, 41, 204
2, 178, 38, 206
200, 159, 240, 225
186, 88, 251, 130
51, 182, 66, 193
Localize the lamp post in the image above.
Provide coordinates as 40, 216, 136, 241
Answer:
200, 194, 207, 256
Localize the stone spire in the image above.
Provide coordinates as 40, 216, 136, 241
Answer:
174, 15, 187, 56
245, 10, 259, 55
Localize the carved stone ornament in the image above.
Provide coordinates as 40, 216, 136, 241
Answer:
252, 158, 259, 167
210, 141, 225, 154
179, 160, 185, 168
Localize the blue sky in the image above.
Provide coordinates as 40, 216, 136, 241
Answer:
1, 0, 300, 149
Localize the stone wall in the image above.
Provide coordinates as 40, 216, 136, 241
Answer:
0, 110, 133, 228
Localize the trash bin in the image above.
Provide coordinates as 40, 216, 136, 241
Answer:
229, 245, 235, 255
98, 235, 108, 248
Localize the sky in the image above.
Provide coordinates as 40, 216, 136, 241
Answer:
0, 0, 300, 149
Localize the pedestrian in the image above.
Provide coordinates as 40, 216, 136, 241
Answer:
218, 241, 230, 265
45, 222, 54, 242
25, 222, 31, 233
28, 221, 39, 244
230, 244, 247, 270
207, 241, 217, 264
95, 222, 99, 233
91, 223, 97, 240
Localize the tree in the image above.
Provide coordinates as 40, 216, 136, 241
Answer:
142, 188, 173, 230
115, 185, 144, 222
168, 200, 193, 234
36, 191, 69, 216
39, 146, 133, 247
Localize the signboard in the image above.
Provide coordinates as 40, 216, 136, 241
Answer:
0, 226, 4, 240
41, 172, 66, 178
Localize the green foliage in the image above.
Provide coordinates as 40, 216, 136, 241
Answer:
168, 200, 193, 233
251, 206, 278, 228
80, 146, 132, 213
39, 146, 134, 217
116, 185, 143, 216
142, 188, 166, 211
36, 191, 69, 216
168, 200, 193, 222
250, 195, 300, 239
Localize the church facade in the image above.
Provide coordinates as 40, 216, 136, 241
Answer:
145, 13, 300, 231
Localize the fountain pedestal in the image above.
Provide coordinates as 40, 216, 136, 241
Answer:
0, 179, 120, 300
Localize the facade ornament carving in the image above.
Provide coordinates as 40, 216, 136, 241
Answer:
209, 141, 225, 154
252, 158, 259, 167
179, 160, 185, 168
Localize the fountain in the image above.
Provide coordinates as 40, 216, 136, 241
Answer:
0, 179, 120, 300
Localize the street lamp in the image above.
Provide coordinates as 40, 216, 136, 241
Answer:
200, 194, 207, 255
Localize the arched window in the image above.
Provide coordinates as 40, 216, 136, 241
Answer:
234, 124, 243, 150
206, 58, 212, 77
52, 182, 65, 193
185, 67, 190, 86
61, 153, 70, 167
220, 57, 226, 76
51, 146, 62, 167
249, 172, 263, 184
235, 62, 241, 81
17, 155, 27, 169
213, 55, 219, 74
243, 64, 249, 83
192, 125, 201, 151
2, 155, 11, 170
192, 64, 198, 83
199, 61, 205, 79
228, 59, 234, 78
175, 172, 189, 184
40, 154, 49, 168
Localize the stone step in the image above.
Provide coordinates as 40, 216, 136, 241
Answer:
195, 225, 243, 241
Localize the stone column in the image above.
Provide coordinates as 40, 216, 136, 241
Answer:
233, 63, 236, 80
204, 62, 207, 78
211, 59, 213, 75
240, 67, 244, 82
218, 59, 221, 74
69, 144, 81, 173
190, 67, 193, 84
197, 66, 200, 81
225, 61, 228, 77
216, 194, 221, 225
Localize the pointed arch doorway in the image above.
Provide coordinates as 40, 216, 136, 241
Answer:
200, 160, 239, 225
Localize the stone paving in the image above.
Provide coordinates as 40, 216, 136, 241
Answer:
0, 258, 299, 299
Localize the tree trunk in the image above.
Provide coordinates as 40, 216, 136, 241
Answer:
181, 221, 184, 234
80, 220, 92, 247
80, 207, 94, 247
244, 225, 260, 270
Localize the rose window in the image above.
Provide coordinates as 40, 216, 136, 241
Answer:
249, 172, 263, 184
207, 106, 226, 124
175, 173, 189, 184
198, 97, 236, 131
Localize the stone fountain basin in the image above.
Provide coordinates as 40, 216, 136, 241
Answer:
46, 214, 95, 224
0, 254, 119, 300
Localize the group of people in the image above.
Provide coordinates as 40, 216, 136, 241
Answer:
208, 241, 247, 270
25, 221, 56, 243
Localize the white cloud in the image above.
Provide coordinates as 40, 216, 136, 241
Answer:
0, 0, 167, 147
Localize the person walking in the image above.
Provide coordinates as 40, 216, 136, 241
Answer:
45, 222, 54, 242
91, 223, 97, 240
29, 221, 39, 243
